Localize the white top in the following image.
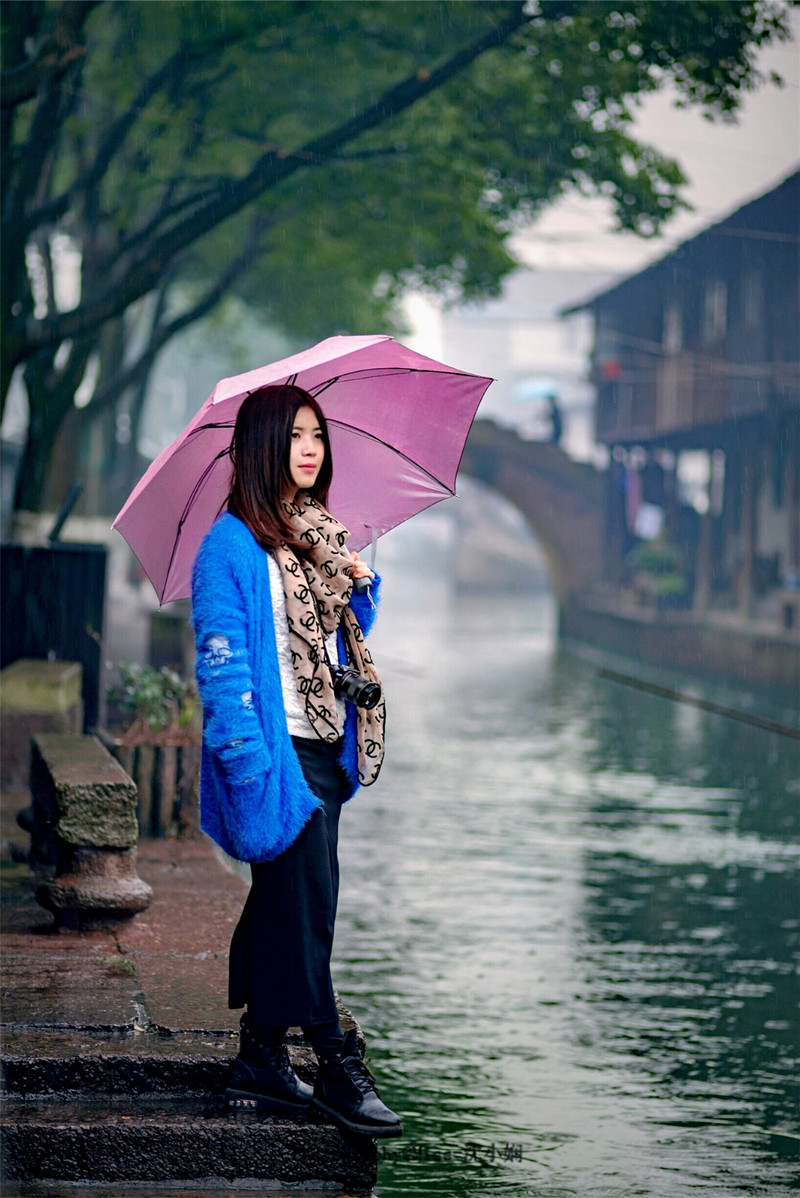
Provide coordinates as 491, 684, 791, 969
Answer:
267, 552, 345, 739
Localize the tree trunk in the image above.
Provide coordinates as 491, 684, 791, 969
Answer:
13, 331, 97, 515
13, 356, 76, 515
42, 401, 84, 513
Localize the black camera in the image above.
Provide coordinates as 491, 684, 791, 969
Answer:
331, 665, 382, 710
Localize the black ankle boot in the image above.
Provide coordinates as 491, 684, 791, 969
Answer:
313, 1028, 402, 1138
227, 1016, 313, 1113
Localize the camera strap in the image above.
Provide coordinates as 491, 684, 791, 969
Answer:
308, 587, 347, 682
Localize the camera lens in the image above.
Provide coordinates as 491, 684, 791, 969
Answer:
332, 666, 382, 710
352, 678, 381, 710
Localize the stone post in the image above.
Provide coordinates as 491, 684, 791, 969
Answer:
738, 454, 757, 618
30, 733, 153, 929
693, 504, 713, 615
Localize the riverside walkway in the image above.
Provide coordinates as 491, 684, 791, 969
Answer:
0, 768, 376, 1195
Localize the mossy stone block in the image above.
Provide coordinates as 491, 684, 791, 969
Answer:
1, 660, 83, 714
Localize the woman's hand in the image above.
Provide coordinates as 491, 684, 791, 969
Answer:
347, 551, 375, 581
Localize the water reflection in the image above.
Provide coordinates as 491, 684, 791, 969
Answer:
332, 523, 799, 1197
577, 669, 798, 1192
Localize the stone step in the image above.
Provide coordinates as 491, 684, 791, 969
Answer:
1, 1028, 320, 1097
0, 1094, 376, 1192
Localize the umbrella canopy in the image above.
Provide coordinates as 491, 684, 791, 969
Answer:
114, 335, 492, 604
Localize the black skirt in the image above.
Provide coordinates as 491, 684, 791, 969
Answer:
228, 736, 348, 1029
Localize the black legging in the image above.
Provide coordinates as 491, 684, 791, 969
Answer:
228, 736, 347, 1030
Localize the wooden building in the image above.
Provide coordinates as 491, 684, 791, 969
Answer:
571, 171, 800, 644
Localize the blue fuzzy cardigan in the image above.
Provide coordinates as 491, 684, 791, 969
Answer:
191, 512, 380, 863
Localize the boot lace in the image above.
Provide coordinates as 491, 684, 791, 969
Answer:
342, 1052, 378, 1097
241, 1022, 292, 1075
271, 1044, 292, 1074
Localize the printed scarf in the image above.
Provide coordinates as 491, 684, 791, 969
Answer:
272, 495, 385, 786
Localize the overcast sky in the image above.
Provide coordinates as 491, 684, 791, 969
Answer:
513, 9, 800, 273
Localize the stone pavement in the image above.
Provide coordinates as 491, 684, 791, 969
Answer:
0, 777, 376, 1195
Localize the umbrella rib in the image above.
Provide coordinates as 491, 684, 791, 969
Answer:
310, 376, 340, 398
179, 445, 232, 527
309, 367, 480, 397
326, 419, 456, 495
186, 419, 236, 437
161, 444, 231, 603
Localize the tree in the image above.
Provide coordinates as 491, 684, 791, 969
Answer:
1, 0, 793, 515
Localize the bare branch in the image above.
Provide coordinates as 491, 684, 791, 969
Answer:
26, 16, 280, 230
27, 44, 195, 231
23, 2, 530, 352
80, 213, 272, 424
118, 183, 221, 258
328, 145, 408, 163
228, 131, 408, 164
1, 0, 100, 109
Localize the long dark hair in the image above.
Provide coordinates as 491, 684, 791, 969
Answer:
227, 384, 332, 551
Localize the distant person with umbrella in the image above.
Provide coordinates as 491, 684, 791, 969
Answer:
546, 391, 563, 447
511, 376, 563, 444
191, 384, 401, 1138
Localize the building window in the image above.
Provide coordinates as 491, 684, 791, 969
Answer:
710, 449, 725, 517
742, 270, 764, 329
703, 280, 727, 343
662, 302, 682, 353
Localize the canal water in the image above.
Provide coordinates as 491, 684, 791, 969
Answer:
332, 519, 799, 1198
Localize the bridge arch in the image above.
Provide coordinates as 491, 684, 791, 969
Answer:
459, 420, 604, 606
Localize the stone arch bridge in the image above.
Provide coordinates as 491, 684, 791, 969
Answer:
459, 421, 798, 695
459, 420, 604, 608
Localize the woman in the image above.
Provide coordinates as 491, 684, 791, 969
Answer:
191, 384, 401, 1138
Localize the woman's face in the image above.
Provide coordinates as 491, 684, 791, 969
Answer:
286, 405, 325, 498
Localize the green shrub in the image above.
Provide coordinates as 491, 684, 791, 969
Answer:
626, 537, 687, 602
107, 664, 199, 734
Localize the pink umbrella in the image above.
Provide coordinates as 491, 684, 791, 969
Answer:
114, 335, 492, 604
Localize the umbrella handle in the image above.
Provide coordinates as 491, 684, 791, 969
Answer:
353, 570, 376, 608
351, 526, 379, 603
